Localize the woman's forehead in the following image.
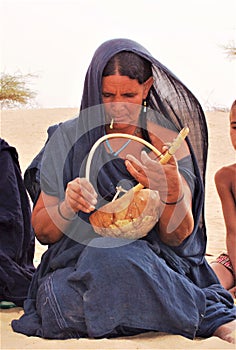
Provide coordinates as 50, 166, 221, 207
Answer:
102, 75, 142, 90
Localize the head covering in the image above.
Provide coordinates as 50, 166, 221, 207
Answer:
80, 38, 208, 184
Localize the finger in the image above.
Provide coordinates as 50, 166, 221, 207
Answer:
125, 154, 147, 176
152, 146, 177, 166
66, 178, 97, 208
68, 191, 96, 213
125, 159, 143, 176
140, 150, 157, 165
73, 197, 96, 213
125, 154, 143, 168
140, 151, 164, 177
77, 178, 98, 198
125, 160, 149, 187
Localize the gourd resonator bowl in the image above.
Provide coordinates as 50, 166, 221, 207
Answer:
86, 128, 189, 239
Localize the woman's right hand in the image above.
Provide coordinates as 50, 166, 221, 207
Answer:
64, 177, 98, 214
32, 178, 97, 245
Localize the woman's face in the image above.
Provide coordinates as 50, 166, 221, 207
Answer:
102, 75, 153, 130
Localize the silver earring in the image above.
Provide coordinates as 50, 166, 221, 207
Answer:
143, 100, 147, 113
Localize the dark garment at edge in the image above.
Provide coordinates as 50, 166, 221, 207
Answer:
0, 139, 35, 306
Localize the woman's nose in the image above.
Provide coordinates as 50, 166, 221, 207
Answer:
111, 100, 125, 111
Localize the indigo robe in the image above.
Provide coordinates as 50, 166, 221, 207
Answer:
0, 139, 35, 306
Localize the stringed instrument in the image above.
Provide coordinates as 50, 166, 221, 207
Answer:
87, 127, 189, 239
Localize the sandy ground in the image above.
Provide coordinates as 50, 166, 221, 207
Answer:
0, 108, 235, 349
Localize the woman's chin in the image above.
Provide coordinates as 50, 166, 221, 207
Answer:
110, 122, 137, 132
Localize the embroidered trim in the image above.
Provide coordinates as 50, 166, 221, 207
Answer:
105, 138, 132, 156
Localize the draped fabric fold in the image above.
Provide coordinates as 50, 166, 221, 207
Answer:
0, 139, 35, 306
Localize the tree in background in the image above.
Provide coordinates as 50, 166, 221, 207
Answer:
0, 73, 36, 109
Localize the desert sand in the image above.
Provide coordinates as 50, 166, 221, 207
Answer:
0, 107, 235, 349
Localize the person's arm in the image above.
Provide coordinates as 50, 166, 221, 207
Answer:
32, 178, 97, 244
215, 166, 236, 276
154, 174, 194, 246
125, 143, 194, 246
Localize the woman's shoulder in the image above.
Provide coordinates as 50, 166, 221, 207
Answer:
46, 116, 80, 146
59, 115, 79, 131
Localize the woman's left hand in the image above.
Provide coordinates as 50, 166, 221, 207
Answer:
125, 150, 183, 203
125, 149, 194, 246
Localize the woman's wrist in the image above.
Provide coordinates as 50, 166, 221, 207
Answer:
57, 201, 77, 221
160, 192, 185, 205
160, 176, 185, 206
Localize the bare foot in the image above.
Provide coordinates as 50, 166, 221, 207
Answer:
213, 320, 236, 343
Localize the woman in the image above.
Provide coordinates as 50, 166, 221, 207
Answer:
211, 100, 236, 298
12, 39, 235, 342
0, 139, 35, 307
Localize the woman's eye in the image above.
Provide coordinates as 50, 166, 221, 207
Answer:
102, 93, 112, 98
124, 93, 135, 98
